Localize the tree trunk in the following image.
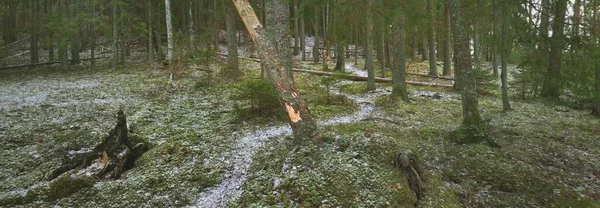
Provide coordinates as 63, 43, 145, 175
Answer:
225, 0, 240, 80
365, 1, 376, 91
443, 5, 452, 76
188, 0, 195, 50
266, 0, 293, 80
541, 0, 567, 99
593, 0, 600, 117
500, 1, 511, 111
30, 0, 39, 64
165, 0, 174, 64
231, 0, 317, 140
473, 23, 479, 62
292, 0, 300, 56
392, 11, 409, 102
90, 0, 96, 66
376, 4, 385, 77
312, 8, 320, 64
300, 0, 306, 61
147, 0, 154, 64
492, 0, 499, 76
112, 0, 118, 69
334, 42, 345, 71
427, 0, 438, 75
448, 0, 484, 140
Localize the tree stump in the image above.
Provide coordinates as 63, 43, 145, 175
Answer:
395, 151, 425, 201
48, 109, 150, 180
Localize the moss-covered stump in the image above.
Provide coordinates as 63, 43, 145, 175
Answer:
48, 109, 150, 180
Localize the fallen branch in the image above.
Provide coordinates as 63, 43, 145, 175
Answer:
292, 69, 454, 88
0, 57, 108, 70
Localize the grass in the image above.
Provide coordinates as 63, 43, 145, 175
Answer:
0, 59, 598, 207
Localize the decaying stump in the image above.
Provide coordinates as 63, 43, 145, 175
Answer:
395, 151, 425, 201
48, 109, 150, 180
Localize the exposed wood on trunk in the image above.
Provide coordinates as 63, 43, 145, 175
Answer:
232, 0, 316, 140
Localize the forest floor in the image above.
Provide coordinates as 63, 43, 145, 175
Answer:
0, 55, 598, 207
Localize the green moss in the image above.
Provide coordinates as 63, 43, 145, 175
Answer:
47, 175, 97, 201
339, 82, 369, 95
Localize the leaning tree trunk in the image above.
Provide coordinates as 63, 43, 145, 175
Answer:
392, 11, 409, 102
232, 0, 317, 140
448, 0, 485, 142
427, 0, 438, 75
165, 0, 174, 64
365, 1, 376, 91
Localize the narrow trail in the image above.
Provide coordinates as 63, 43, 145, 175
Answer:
194, 64, 388, 207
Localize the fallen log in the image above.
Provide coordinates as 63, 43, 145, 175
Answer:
292, 69, 454, 88
48, 109, 150, 180
0, 57, 108, 70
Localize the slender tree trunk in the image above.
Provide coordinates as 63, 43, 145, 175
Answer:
300, 0, 306, 61
30, 0, 39, 64
421, 37, 428, 61
541, 0, 567, 99
292, 0, 300, 56
392, 11, 408, 102
189, 0, 194, 50
322, 4, 329, 70
593, 0, 600, 117
334, 42, 345, 71
147, 0, 154, 64
427, 0, 437, 75
376, 4, 385, 77
366, 1, 376, 91
492, 0, 499, 76
225, 0, 240, 80
473, 23, 479, 62
112, 0, 118, 69
90, 0, 96, 66
231, 0, 317, 140
448, 0, 484, 139
443, 4, 452, 76
312, 9, 320, 64
501, 1, 511, 111
165, 0, 174, 64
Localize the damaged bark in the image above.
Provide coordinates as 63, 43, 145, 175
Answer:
48, 109, 150, 180
232, 0, 317, 140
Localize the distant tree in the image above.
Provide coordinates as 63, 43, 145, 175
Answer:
541, 0, 568, 99
225, 0, 240, 80
165, 0, 174, 65
365, 0, 375, 91
427, 0, 437, 75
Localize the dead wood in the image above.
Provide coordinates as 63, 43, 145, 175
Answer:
48, 109, 150, 180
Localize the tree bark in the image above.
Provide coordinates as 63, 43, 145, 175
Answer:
30, 0, 39, 64
392, 11, 409, 101
147, 0, 154, 64
266, 0, 294, 80
541, 0, 567, 99
165, 0, 174, 64
500, 1, 511, 111
112, 0, 118, 69
225, 0, 240, 80
299, 0, 306, 61
292, 69, 453, 88
292, 0, 300, 56
427, 0, 438, 75
231, 0, 317, 140
365, 1, 376, 91
448, 0, 484, 138
443, 5, 452, 76
312, 8, 320, 64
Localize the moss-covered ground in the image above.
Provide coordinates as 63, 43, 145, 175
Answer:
0, 59, 598, 207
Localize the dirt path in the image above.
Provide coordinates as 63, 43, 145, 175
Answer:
194, 64, 387, 207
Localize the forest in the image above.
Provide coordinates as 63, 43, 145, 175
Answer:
0, 0, 599, 207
